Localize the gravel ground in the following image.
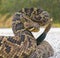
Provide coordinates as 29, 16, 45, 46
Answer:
0, 28, 60, 58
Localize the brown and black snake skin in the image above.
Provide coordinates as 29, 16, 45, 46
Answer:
0, 8, 54, 58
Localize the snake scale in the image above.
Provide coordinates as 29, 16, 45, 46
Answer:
0, 8, 54, 58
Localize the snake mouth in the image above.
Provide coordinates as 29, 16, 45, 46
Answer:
27, 27, 39, 32
26, 27, 34, 30
29, 27, 35, 31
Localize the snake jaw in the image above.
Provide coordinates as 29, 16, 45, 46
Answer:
29, 27, 40, 32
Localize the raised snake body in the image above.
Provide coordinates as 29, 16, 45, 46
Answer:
0, 8, 54, 58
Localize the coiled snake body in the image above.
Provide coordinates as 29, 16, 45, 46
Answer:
0, 8, 54, 58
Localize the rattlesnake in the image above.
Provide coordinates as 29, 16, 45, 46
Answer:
0, 8, 54, 58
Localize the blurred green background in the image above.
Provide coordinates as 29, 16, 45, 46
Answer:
0, 0, 60, 28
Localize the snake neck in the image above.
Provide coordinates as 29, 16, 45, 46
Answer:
12, 12, 24, 34
12, 12, 35, 38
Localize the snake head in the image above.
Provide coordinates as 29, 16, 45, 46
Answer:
31, 8, 51, 26
13, 8, 51, 32
22, 8, 51, 32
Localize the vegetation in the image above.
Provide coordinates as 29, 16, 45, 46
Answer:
0, 0, 60, 27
